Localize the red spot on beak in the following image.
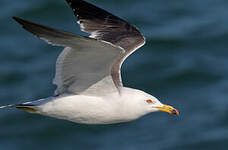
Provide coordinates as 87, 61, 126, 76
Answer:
171, 109, 179, 115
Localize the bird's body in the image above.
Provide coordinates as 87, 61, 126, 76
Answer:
22, 87, 163, 124
0, 0, 179, 124
28, 87, 158, 124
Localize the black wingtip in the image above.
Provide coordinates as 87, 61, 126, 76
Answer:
12, 16, 18, 20
12, 16, 27, 26
12, 16, 46, 33
12, 16, 21, 22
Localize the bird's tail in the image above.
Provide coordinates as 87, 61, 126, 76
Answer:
0, 104, 16, 109
0, 103, 37, 113
0, 98, 52, 113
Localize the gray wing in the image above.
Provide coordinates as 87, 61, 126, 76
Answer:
66, 0, 145, 87
13, 17, 124, 96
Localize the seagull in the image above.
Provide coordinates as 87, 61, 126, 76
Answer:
0, 0, 179, 124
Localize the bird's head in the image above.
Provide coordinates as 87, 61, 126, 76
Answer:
128, 89, 179, 116
145, 98, 179, 115
142, 93, 179, 115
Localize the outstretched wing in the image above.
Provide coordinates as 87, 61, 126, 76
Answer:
66, 0, 145, 87
13, 17, 124, 96
14, 0, 145, 96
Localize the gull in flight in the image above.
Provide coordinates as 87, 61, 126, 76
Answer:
0, 0, 179, 124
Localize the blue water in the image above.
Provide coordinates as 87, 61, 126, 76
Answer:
0, 0, 228, 150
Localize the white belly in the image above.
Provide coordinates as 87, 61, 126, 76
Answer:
36, 95, 129, 124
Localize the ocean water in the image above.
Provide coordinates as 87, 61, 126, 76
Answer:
0, 0, 228, 150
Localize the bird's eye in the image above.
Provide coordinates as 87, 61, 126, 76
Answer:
146, 100, 153, 104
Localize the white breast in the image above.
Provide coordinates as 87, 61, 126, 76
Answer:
35, 87, 149, 124
36, 94, 127, 124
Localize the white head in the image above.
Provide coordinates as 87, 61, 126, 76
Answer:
140, 90, 178, 115
121, 88, 179, 118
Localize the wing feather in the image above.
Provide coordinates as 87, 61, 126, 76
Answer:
13, 17, 124, 96
65, 0, 145, 88
14, 0, 146, 95
66, 0, 145, 51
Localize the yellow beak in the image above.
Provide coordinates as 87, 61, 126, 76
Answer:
155, 104, 179, 115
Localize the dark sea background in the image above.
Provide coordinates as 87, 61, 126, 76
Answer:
0, 0, 228, 150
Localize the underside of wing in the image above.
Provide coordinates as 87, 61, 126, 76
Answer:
13, 17, 124, 96
54, 44, 123, 96
14, 0, 146, 96
65, 0, 145, 88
